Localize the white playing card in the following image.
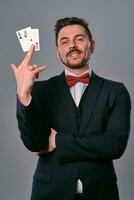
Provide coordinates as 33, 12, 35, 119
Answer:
27, 29, 40, 51
16, 27, 32, 52
32, 29, 40, 51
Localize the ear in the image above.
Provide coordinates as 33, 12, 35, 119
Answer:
90, 40, 96, 53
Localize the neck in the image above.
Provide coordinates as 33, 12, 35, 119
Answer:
65, 63, 90, 76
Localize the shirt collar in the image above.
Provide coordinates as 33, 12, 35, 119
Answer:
65, 67, 92, 77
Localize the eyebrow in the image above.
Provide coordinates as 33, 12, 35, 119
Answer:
59, 34, 86, 42
75, 34, 87, 38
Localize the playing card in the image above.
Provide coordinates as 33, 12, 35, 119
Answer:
16, 27, 32, 52
32, 29, 40, 51
16, 27, 40, 52
27, 29, 40, 51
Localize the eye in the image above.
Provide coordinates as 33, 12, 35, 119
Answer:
75, 36, 85, 42
61, 39, 68, 45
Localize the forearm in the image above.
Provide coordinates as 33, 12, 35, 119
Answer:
56, 83, 131, 163
56, 130, 129, 163
17, 97, 50, 152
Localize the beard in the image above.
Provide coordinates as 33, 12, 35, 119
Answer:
58, 51, 90, 69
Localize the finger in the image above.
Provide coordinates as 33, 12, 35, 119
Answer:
33, 66, 47, 74
31, 64, 38, 71
33, 64, 37, 68
37, 148, 48, 156
51, 128, 57, 134
37, 147, 54, 155
10, 63, 17, 75
28, 65, 36, 71
22, 44, 35, 66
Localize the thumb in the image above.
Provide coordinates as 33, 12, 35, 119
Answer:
10, 63, 17, 75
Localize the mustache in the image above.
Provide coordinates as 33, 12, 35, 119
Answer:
67, 48, 81, 56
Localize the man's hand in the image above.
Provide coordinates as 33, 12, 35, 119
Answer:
11, 44, 47, 106
38, 128, 57, 155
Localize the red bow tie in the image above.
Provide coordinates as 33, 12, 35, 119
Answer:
66, 73, 90, 87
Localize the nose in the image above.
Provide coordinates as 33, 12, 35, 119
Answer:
69, 39, 77, 49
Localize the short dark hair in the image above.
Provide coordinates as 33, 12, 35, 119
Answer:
54, 17, 93, 46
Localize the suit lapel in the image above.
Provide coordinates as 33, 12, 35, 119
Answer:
54, 72, 78, 133
53, 71, 104, 136
79, 72, 104, 135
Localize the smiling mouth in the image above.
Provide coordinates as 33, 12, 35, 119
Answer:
67, 50, 81, 58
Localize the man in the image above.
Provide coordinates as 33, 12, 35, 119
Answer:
11, 17, 131, 200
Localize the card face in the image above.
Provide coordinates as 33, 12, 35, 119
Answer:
27, 29, 40, 51
16, 27, 32, 52
32, 29, 40, 51
16, 27, 40, 52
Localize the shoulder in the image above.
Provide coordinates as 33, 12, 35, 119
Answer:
103, 77, 130, 97
93, 71, 127, 90
92, 72, 131, 100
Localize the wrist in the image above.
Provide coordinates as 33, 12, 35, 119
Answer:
18, 93, 32, 106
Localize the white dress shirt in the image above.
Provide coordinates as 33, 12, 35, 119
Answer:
65, 67, 92, 193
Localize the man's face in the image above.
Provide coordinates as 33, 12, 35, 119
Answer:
56, 24, 95, 69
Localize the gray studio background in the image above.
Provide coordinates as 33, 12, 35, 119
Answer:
0, 0, 134, 199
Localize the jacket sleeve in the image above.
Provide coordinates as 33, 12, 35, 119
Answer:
16, 91, 50, 152
56, 83, 131, 163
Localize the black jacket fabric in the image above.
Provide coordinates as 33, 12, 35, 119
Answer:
16, 71, 131, 200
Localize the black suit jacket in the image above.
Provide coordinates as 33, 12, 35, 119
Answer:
17, 71, 131, 200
